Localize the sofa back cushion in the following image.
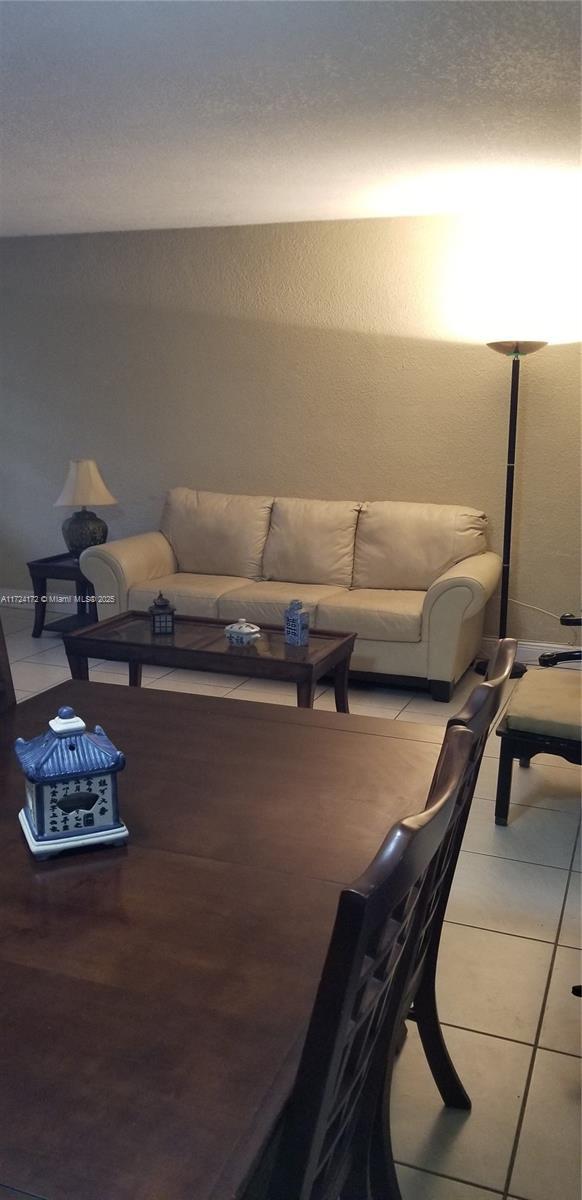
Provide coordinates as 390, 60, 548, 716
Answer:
160, 488, 274, 580
353, 501, 488, 590
263, 497, 361, 587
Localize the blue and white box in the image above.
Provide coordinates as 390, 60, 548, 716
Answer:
284, 600, 309, 647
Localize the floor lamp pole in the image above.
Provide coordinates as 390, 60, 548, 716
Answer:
475, 339, 547, 677
499, 351, 521, 640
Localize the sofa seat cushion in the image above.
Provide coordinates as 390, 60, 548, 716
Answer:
160, 488, 274, 580
128, 574, 253, 620
262, 496, 361, 587
217, 582, 348, 626
353, 501, 488, 590
506, 668, 581, 742
315, 590, 425, 643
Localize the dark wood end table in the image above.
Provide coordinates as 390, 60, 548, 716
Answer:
27, 552, 97, 638
63, 612, 356, 711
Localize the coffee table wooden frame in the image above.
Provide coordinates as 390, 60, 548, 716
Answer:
63, 611, 356, 712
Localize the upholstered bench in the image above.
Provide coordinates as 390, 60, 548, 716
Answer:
495, 668, 582, 825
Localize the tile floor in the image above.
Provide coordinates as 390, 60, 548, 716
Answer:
3, 607, 581, 1200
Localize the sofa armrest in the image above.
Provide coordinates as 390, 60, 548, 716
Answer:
424, 551, 501, 626
423, 552, 501, 684
80, 532, 177, 617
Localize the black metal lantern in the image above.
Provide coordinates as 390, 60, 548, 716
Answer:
149, 592, 175, 636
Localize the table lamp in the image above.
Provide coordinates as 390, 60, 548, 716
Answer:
54, 459, 117, 557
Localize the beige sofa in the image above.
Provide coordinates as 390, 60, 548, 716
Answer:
80, 488, 501, 700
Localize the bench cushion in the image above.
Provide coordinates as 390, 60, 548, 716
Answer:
315, 589, 424, 643
507, 668, 582, 741
353, 501, 488, 590
129, 574, 252, 620
217, 582, 347, 626
160, 488, 274, 580
262, 497, 361, 587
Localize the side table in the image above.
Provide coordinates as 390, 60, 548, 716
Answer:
27, 553, 98, 638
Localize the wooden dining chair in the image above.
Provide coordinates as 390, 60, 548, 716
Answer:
0, 616, 16, 714
260, 639, 516, 1200
402, 637, 517, 1129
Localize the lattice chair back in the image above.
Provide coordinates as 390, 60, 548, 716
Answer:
267, 723, 478, 1200
419, 635, 517, 933
401, 638, 518, 1055
425, 636, 517, 869
451, 637, 517, 742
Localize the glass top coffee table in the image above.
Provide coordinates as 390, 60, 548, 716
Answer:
63, 612, 356, 711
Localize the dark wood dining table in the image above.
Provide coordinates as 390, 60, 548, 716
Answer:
0, 682, 442, 1200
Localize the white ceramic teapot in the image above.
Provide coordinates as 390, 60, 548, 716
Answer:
224, 618, 261, 646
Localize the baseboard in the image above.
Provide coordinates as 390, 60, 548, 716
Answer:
480, 635, 581, 669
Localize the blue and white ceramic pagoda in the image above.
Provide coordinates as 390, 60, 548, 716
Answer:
15, 705, 128, 859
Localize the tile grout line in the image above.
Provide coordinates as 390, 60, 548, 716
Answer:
438, 1022, 579, 1059
474, 801, 582, 817
459, 842, 579, 870
525, 1043, 581, 1062
95, 668, 176, 684
7, 645, 73, 663
437, 1021, 536, 1051
444, 918, 562, 947
501, 835, 580, 1200
144, 669, 242, 691
473, 793, 582, 816
442, 916, 567, 950
394, 1158, 504, 1194
203, 678, 252, 697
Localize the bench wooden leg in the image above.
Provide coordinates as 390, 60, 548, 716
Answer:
495, 739, 514, 825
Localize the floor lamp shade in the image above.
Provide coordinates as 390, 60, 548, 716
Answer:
54, 460, 117, 557
487, 342, 547, 359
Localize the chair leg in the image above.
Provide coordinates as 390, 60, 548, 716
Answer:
495, 739, 514, 826
519, 756, 531, 768
413, 979, 471, 1110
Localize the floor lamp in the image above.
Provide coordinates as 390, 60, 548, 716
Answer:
475, 339, 547, 677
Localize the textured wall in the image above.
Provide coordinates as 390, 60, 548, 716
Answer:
1, 218, 579, 640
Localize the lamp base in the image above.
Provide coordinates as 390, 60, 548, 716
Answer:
61, 508, 108, 557
474, 657, 527, 679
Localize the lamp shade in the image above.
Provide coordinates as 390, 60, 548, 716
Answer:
54, 460, 117, 508
487, 341, 547, 358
